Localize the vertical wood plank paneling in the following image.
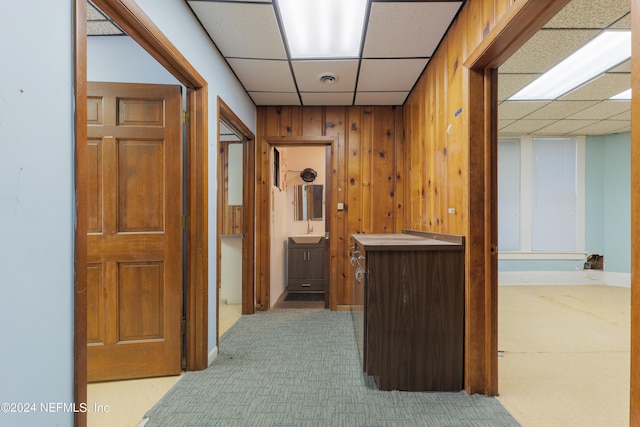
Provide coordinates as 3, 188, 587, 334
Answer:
302, 107, 324, 136
446, 11, 468, 236
325, 107, 348, 306
371, 107, 396, 233
361, 108, 373, 233
394, 107, 405, 233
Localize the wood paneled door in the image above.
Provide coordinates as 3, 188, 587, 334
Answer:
86, 82, 183, 382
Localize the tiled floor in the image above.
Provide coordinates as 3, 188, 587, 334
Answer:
87, 285, 631, 427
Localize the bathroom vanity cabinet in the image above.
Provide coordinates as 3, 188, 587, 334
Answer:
350, 231, 465, 391
287, 238, 325, 292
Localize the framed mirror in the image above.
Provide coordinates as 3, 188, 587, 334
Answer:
294, 184, 323, 221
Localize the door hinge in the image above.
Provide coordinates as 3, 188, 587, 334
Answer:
181, 318, 189, 335
181, 110, 190, 124
181, 215, 190, 229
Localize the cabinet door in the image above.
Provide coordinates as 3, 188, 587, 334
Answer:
288, 247, 307, 280
306, 246, 325, 279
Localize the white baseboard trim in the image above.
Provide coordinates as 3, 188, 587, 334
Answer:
499, 271, 604, 285
498, 270, 630, 288
208, 346, 219, 366
604, 272, 631, 288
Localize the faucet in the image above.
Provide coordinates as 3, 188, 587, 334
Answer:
307, 219, 314, 234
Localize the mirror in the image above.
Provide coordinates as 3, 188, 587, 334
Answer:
294, 184, 323, 221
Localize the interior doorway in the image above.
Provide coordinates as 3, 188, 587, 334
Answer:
75, 1, 210, 425
257, 137, 336, 311
216, 98, 256, 345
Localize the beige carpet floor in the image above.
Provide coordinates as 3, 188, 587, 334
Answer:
87, 285, 631, 426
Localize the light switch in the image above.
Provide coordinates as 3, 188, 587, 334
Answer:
337, 202, 345, 211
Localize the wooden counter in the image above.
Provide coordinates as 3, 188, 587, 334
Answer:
350, 230, 465, 391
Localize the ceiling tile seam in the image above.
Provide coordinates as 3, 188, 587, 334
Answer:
185, 1, 259, 106
269, 1, 303, 105
350, 0, 375, 106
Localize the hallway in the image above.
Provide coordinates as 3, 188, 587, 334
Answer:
87, 285, 630, 426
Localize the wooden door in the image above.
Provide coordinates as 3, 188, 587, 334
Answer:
86, 82, 183, 382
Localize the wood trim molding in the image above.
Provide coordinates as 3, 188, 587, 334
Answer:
75, 1, 210, 423
73, 3, 87, 426
630, 0, 640, 423
90, 0, 205, 87
464, 0, 573, 69
463, 0, 573, 396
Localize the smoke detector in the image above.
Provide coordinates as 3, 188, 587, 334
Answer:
318, 73, 338, 85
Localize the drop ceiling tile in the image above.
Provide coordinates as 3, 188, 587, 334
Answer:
535, 120, 598, 135
499, 120, 557, 135
87, 2, 105, 20
498, 120, 516, 131
87, 21, 123, 36
498, 101, 548, 120
358, 59, 427, 92
355, 92, 409, 106
292, 60, 359, 93
544, 0, 630, 29
227, 59, 295, 92
188, 1, 286, 59
569, 120, 630, 135
500, 29, 599, 74
249, 92, 300, 106
362, 2, 462, 58
524, 101, 599, 120
566, 100, 630, 120
560, 73, 631, 101
610, 12, 631, 29
609, 110, 632, 121
300, 92, 354, 106
498, 74, 539, 101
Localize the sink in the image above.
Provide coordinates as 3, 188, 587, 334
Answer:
291, 235, 323, 244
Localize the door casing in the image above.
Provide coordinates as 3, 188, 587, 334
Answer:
256, 136, 337, 311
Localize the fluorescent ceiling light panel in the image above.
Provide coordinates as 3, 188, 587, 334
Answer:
509, 31, 631, 101
277, 0, 367, 59
610, 89, 631, 100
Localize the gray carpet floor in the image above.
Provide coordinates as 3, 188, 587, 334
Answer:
144, 309, 520, 427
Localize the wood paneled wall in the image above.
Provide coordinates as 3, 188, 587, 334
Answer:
220, 141, 243, 236
255, 106, 403, 309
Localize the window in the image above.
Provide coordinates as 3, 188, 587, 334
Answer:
498, 136, 585, 259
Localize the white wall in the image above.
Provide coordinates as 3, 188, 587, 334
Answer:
0, 3, 256, 423
270, 148, 289, 306
220, 238, 243, 304
88, 36, 179, 85
0, 2, 74, 426
134, 0, 257, 352
285, 147, 326, 236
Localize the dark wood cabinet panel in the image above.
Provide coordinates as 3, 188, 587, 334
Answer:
287, 238, 326, 292
351, 231, 464, 391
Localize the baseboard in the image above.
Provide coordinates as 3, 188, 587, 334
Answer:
498, 270, 604, 285
604, 272, 631, 288
498, 270, 630, 288
336, 305, 352, 312
208, 346, 219, 366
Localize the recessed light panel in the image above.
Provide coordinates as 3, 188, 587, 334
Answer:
509, 31, 631, 101
277, 0, 367, 59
